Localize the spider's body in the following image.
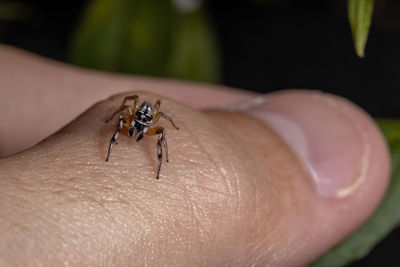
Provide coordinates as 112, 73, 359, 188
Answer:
135, 101, 153, 125
105, 95, 179, 179
130, 101, 153, 139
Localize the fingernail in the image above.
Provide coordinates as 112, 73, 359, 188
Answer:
233, 91, 374, 198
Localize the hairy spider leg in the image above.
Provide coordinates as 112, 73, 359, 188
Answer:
105, 105, 132, 123
153, 112, 180, 130
106, 114, 126, 162
105, 95, 139, 123
146, 126, 168, 179
120, 95, 141, 136
122, 95, 139, 110
153, 100, 161, 115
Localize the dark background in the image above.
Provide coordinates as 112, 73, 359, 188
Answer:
1, 0, 399, 265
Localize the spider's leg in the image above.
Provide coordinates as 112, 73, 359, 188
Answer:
153, 100, 161, 116
146, 126, 166, 179
129, 120, 136, 137
153, 112, 179, 130
106, 115, 124, 162
105, 105, 132, 123
122, 95, 139, 110
163, 137, 169, 162
136, 126, 149, 142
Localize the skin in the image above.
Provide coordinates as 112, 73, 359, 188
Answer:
0, 45, 390, 266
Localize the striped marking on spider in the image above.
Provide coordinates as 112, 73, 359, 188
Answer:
105, 95, 179, 179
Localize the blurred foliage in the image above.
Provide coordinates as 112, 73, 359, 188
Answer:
252, 0, 375, 58
70, 0, 219, 83
310, 119, 400, 267
70, 0, 375, 86
348, 0, 374, 58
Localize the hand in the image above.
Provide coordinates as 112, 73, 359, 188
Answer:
0, 45, 390, 266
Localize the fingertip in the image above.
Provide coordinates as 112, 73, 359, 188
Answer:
245, 89, 390, 200
239, 89, 390, 263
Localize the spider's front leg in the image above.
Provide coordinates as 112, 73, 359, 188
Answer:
105, 95, 139, 123
153, 100, 161, 115
152, 99, 179, 130
106, 114, 126, 162
146, 126, 168, 179
105, 105, 132, 123
121, 95, 139, 109
153, 112, 180, 130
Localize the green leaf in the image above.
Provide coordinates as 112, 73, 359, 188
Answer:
69, 0, 219, 83
310, 119, 400, 267
348, 0, 374, 58
167, 10, 220, 83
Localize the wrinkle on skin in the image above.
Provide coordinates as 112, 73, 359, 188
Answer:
203, 111, 316, 265
0, 92, 292, 265
0, 90, 389, 266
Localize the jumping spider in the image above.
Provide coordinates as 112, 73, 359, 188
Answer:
105, 95, 179, 179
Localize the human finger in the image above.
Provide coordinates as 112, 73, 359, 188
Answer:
0, 45, 254, 157
0, 89, 390, 266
